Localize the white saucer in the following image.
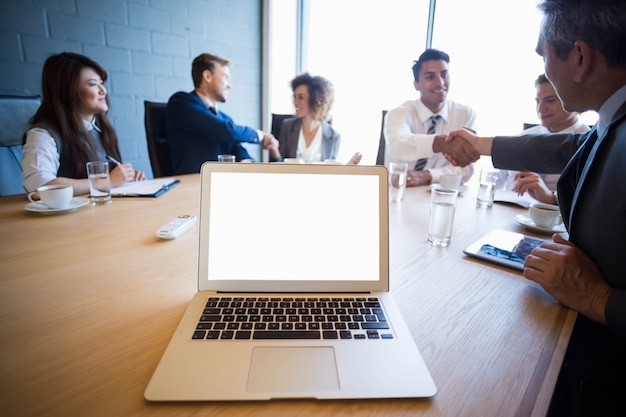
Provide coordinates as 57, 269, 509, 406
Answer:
25, 197, 90, 214
430, 184, 468, 195
514, 214, 566, 234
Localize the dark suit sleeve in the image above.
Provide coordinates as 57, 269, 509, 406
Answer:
167, 92, 259, 145
491, 133, 583, 174
166, 91, 260, 173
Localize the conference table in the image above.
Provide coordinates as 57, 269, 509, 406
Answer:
0, 173, 575, 417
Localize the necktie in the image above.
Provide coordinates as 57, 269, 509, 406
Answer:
209, 106, 218, 115
415, 115, 441, 170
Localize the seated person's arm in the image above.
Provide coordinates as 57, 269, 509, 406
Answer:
23, 128, 142, 195
168, 92, 260, 145
384, 107, 438, 162
512, 172, 557, 205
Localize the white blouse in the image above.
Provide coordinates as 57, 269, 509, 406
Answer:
22, 119, 102, 192
296, 124, 323, 163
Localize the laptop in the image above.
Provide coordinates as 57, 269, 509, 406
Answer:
463, 229, 547, 271
145, 162, 436, 401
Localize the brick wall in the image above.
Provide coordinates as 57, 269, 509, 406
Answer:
0, 0, 263, 177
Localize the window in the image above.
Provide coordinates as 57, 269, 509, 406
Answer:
268, 0, 597, 165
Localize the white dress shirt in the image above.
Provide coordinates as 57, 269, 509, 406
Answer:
384, 98, 477, 183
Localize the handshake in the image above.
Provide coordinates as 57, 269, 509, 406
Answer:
434, 129, 489, 167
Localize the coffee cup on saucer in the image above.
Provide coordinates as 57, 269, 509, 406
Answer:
528, 203, 562, 228
28, 185, 73, 209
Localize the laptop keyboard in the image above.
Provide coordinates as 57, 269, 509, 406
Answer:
192, 296, 393, 341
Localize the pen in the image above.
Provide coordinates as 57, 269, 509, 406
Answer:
106, 155, 123, 166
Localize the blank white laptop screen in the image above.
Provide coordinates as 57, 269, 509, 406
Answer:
145, 164, 437, 401
205, 172, 380, 282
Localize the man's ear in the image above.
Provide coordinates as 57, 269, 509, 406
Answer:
572, 40, 595, 83
413, 80, 420, 92
202, 69, 212, 83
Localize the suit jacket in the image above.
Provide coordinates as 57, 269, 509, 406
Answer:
166, 91, 259, 174
492, 101, 626, 341
277, 117, 340, 161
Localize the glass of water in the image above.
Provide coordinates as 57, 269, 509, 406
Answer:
476, 169, 500, 208
388, 162, 408, 202
86, 161, 111, 205
428, 187, 458, 247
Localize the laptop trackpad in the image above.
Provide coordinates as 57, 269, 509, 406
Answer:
247, 346, 339, 393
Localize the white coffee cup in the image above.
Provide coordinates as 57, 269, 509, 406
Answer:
28, 185, 73, 209
529, 203, 563, 228
440, 174, 462, 191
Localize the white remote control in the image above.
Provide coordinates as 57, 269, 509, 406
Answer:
156, 215, 197, 240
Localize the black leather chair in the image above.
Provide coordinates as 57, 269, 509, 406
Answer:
144, 101, 173, 178
375, 110, 388, 165
270, 113, 294, 139
270, 113, 333, 139
0, 95, 41, 195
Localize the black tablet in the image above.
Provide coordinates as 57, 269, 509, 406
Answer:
463, 229, 547, 271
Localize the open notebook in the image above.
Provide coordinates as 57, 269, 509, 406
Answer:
110, 177, 179, 198
144, 162, 436, 401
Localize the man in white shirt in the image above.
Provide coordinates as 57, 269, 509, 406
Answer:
498, 74, 591, 204
384, 49, 477, 186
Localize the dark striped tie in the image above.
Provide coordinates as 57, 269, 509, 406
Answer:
415, 115, 441, 170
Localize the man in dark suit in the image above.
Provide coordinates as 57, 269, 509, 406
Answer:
166, 53, 278, 174
449, 0, 626, 414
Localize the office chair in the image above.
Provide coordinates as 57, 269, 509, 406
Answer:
270, 113, 294, 139
0, 95, 40, 196
270, 113, 335, 139
144, 101, 173, 178
375, 110, 388, 166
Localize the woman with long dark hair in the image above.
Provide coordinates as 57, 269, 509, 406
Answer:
22, 52, 144, 194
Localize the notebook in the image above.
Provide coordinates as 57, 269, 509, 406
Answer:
110, 177, 180, 198
463, 229, 547, 271
144, 162, 437, 401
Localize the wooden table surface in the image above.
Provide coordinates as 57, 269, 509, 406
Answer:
0, 174, 575, 417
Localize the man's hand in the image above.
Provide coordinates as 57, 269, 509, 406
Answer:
433, 133, 480, 167
261, 133, 278, 150
512, 172, 556, 205
523, 234, 612, 324
406, 169, 432, 187
443, 130, 494, 165
260, 133, 282, 161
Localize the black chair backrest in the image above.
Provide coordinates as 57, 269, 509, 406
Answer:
376, 110, 388, 166
144, 101, 173, 178
270, 113, 294, 139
